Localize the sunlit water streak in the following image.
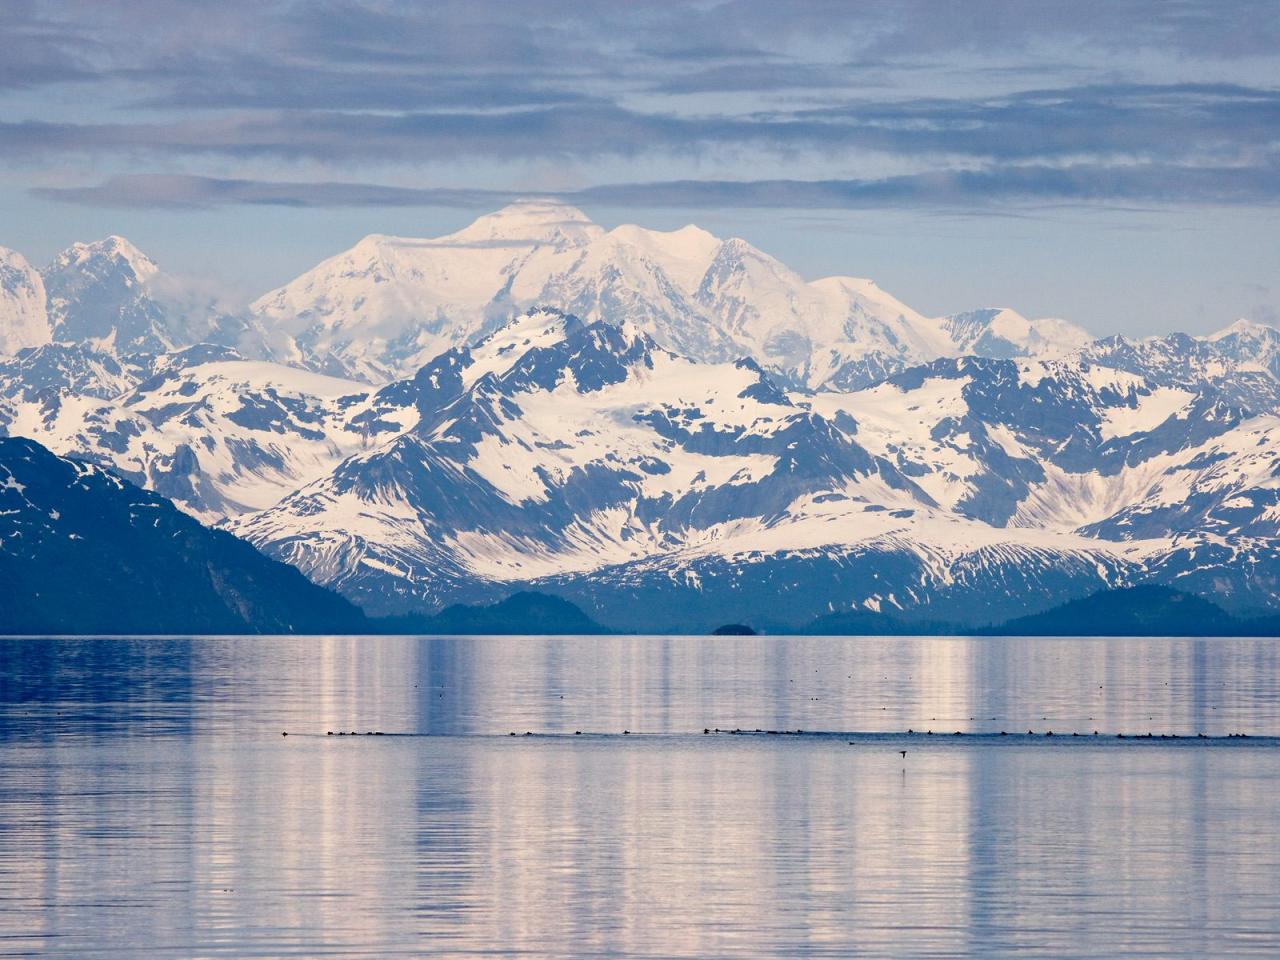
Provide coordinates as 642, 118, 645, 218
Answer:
0, 635, 1278, 958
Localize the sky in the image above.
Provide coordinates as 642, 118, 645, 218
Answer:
1, 0, 1278, 336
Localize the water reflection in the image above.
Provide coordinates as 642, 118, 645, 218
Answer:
0, 636, 1278, 957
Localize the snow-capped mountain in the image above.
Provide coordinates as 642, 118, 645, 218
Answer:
0, 342, 411, 522
215, 307, 1280, 627
4, 206, 1280, 630
249, 200, 1093, 388
0, 247, 51, 355
42, 235, 174, 352
1081, 320, 1280, 394
942, 308, 1093, 360
232, 308, 944, 613
2, 202, 1091, 392
0, 236, 264, 361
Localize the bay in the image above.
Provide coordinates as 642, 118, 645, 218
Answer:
1, 635, 1278, 958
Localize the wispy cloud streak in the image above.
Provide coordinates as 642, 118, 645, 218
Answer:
5, 85, 1279, 165
38, 164, 1280, 211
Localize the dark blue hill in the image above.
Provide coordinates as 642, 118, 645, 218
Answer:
377, 591, 611, 635
0, 436, 367, 635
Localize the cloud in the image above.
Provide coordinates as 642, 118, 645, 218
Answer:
575, 165, 1280, 208
10, 2, 1280, 111
5, 84, 1279, 170
33, 174, 510, 209
22, 1, 1280, 86
0, 2, 104, 91
37, 161, 1280, 212
6, 2, 1280, 214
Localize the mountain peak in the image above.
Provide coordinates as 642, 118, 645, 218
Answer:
717, 236, 758, 258
248, 205, 1108, 388
0, 244, 51, 354
1207, 317, 1278, 341
702, 236, 806, 295
942, 307, 1091, 359
607, 222, 719, 249
0, 245, 34, 271
445, 199, 603, 247
53, 235, 159, 282
461, 307, 585, 386
604, 222, 722, 292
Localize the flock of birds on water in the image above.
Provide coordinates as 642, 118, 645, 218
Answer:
282, 728, 1260, 745
276, 675, 1262, 744
272, 670, 1267, 744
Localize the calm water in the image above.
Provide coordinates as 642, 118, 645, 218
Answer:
1, 635, 1279, 958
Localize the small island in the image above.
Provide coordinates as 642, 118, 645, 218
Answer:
711, 623, 757, 636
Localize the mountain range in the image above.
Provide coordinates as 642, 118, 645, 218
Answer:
3, 200, 1279, 632
1, 201, 1092, 389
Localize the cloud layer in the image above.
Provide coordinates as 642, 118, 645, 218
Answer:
37, 162, 1280, 212
6, 1, 1280, 210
